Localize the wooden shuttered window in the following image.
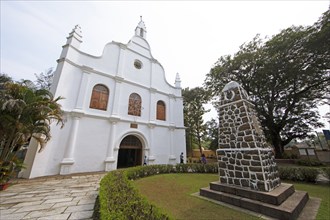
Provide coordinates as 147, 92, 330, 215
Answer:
128, 93, 142, 116
89, 84, 109, 111
156, 100, 166, 121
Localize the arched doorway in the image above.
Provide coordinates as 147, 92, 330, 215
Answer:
117, 135, 143, 169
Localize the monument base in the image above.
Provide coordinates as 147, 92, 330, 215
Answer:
200, 182, 309, 220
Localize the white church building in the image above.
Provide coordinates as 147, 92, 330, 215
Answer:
21, 19, 186, 178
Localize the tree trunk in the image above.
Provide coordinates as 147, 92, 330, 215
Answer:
1, 130, 17, 161
271, 133, 284, 159
198, 136, 203, 156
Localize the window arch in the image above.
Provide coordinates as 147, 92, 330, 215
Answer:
89, 84, 109, 111
128, 93, 142, 116
156, 100, 166, 121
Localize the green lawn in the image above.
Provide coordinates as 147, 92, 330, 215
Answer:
133, 174, 260, 220
133, 173, 330, 220
285, 181, 330, 220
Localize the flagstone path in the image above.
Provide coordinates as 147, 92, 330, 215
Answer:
0, 172, 106, 220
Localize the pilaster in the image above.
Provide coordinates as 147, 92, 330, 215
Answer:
60, 111, 83, 175
104, 117, 120, 171
147, 121, 157, 163
169, 124, 176, 164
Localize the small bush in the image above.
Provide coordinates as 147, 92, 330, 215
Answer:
322, 167, 330, 179
296, 159, 324, 166
278, 167, 303, 181
98, 169, 170, 220
300, 167, 319, 182
282, 152, 298, 159
278, 167, 319, 182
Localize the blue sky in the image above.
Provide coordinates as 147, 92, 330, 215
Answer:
1, 1, 329, 129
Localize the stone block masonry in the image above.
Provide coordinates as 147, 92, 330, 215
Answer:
217, 81, 280, 192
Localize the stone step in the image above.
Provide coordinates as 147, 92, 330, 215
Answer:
200, 187, 309, 220
209, 182, 295, 205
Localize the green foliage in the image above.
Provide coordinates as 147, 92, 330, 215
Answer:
321, 167, 330, 179
296, 159, 324, 166
0, 155, 25, 184
291, 181, 330, 220
98, 169, 170, 220
0, 74, 64, 184
34, 68, 54, 90
204, 10, 330, 158
282, 151, 298, 159
205, 118, 219, 151
278, 167, 319, 182
0, 76, 64, 159
182, 87, 210, 155
97, 164, 219, 219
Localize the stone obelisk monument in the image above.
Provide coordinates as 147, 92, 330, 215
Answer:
200, 81, 311, 220
217, 81, 280, 192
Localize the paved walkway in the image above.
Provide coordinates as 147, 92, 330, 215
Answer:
0, 172, 106, 220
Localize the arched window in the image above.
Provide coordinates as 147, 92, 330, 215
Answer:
89, 84, 109, 111
156, 100, 166, 121
128, 93, 142, 116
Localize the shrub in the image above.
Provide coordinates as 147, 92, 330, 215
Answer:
296, 159, 324, 166
322, 167, 330, 179
98, 169, 169, 220
278, 167, 319, 183
282, 152, 298, 159
96, 164, 218, 219
300, 167, 319, 182
278, 167, 303, 181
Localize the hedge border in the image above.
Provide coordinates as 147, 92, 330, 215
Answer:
94, 164, 218, 219
94, 163, 324, 219
278, 166, 320, 182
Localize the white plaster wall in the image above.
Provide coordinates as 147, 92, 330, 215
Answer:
23, 117, 71, 178
76, 43, 120, 75
69, 117, 110, 173
54, 64, 83, 110
127, 37, 152, 58
122, 53, 151, 86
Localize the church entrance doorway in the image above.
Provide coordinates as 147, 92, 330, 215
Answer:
117, 135, 143, 169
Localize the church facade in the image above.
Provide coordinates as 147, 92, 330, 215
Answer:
21, 19, 186, 178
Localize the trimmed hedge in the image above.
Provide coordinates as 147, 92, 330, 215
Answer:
98, 169, 168, 220
278, 167, 319, 182
96, 164, 218, 220
125, 163, 218, 180
95, 163, 324, 219
296, 159, 324, 166
322, 167, 330, 179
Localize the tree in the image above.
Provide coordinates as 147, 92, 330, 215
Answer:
182, 87, 210, 155
204, 10, 330, 158
205, 118, 219, 151
0, 74, 12, 84
0, 74, 64, 163
34, 68, 54, 90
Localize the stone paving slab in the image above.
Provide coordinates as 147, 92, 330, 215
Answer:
0, 172, 106, 220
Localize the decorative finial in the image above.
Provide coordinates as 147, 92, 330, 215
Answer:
175, 73, 181, 88
140, 16, 142, 21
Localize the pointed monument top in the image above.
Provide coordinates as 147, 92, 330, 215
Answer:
222, 81, 240, 92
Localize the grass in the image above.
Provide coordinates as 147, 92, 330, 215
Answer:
133, 173, 260, 220
133, 173, 330, 220
284, 181, 330, 220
